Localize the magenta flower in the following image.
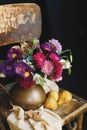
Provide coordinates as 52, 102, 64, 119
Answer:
50, 60, 63, 81
49, 39, 62, 53
33, 52, 46, 68
18, 78, 35, 88
41, 60, 54, 75
49, 53, 60, 62
0, 60, 16, 77
7, 46, 22, 61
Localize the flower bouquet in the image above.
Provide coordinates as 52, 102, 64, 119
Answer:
0, 38, 72, 110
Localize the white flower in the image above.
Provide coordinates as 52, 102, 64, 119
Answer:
60, 59, 72, 69
33, 73, 44, 86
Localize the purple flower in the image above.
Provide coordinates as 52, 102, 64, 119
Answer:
7, 46, 22, 61
15, 61, 33, 81
41, 43, 55, 54
0, 60, 16, 77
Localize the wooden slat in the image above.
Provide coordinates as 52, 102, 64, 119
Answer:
0, 3, 41, 46
55, 92, 87, 125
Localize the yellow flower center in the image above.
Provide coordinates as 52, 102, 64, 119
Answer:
45, 64, 49, 69
12, 53, 17, 58
18, 67, 22, 72
24, 72, 30, 77
45, 48, 50, 51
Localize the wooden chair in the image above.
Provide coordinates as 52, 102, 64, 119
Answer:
0, 3, 87, 130
0, 3, 41, 46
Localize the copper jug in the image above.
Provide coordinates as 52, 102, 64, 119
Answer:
0, 83, 46, 111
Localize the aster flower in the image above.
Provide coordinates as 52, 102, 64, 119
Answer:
15, 61, 33, 80
18, 78, 35, 88
49, 53, 60, 62
41, 43, 55, 54
50, 60, 63, 81
7, 46, 22, 61
0, 60, 16, 77
49, 38, 62, 53
33, 52, 46, 68
41, 60, 54, 75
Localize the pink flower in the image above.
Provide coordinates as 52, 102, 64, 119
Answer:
49, 39, 62, 53
33, 52, 46, 68
41, 60, 54, 75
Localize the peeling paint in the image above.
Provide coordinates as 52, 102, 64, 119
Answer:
0, 6, 36, 34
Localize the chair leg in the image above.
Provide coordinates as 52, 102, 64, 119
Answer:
77, 114, 83, 130
66, 122, 77, 130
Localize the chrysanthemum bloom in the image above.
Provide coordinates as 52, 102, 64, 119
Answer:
41, 60, 54, 75
41, 43, 55, 54
7, 46, 22, 61
49, 39, 62, 53
18, 78, 35, 88
0, 60, 16, 77
33, 52, 46, 68
50, 60, 63, 82
49, 53, 60, 62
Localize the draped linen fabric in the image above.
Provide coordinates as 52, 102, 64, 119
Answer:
7, 105, 63, 130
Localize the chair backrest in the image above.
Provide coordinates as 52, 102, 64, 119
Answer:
0, 3, 41, 46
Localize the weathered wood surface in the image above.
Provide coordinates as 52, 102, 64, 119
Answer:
55, 93, 87, 125
0, 84, 87, 129
0, 3, 41, 46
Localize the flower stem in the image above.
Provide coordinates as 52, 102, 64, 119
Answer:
61, 49, 71, 54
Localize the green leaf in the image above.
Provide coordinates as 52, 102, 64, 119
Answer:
68, 68, 71, 75
27, 48, 33, 55
33, 39, 39, 46
70, 54, 73, 62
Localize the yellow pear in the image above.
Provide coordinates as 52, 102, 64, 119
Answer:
48, 90, 59, 101
57, 90, 72, 105
44, 97, 58, 111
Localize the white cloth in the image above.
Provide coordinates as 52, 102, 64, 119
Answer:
7, 105, 63, 130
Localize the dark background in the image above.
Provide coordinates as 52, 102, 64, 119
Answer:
0, 0, 87, 129
46, 0, 87, 100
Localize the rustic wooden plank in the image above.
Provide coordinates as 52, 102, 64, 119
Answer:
0, 3, 41, 46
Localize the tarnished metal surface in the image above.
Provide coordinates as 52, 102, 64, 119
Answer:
0, 3, 41, 46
